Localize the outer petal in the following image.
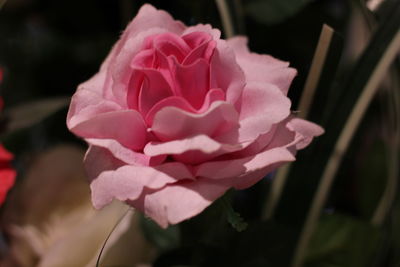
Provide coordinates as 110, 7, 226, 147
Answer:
143, 178, 230, 228
144, 134, 247, 164
67, 86, 121, 130
195, 146, 295, 180
216, 82, 291, 144
151, 101, 239, 141
85, 139, 161, 167
70, 110, 147, 151
286, 117, 325, 149
90, 164, 194, 209
182, 24, 221, 41
227, 37, 297, 95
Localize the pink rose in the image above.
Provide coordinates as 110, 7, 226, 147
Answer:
67, 4, 323, 227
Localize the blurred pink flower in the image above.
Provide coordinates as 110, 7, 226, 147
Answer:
67, 4, 323, 227
0, 68, 16, 206
0, 144, 16, 206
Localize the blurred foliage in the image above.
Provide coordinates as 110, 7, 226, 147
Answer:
0, 0, 399, 267
305, 213, 382, 267
244, 0, 313, 26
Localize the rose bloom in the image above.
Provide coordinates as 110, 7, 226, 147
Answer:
0, 69, 16, 206
67, 4, 323, 227
0, 143, 16, 206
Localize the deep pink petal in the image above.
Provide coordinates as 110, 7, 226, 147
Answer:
137, 69, 174, 115
171, 58, 210, 109
151, 101, 239, 141
111, 28, 171, 107
149, 32, 191, 62
210, 40, 245, 106
182, 32, 216, 65
70, 110, 147, 150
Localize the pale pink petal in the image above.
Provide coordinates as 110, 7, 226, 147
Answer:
197, 88, 226, 113
151, 101, 239, 141
70, 110, 147, 150
210, 40, 245, 106
84, 145, 126, 181
195, 147, 295, 180
145, 96, 196, 126
90, 164, 194, 209
85, 139, 163, 167
232, 162, 282, 189
227, 36, 297, 95
144, 134, 246, 164
286, 117, 325, 149
216, 82, 291, 144
110, 4, 185, 64
67, 88, 121, 130
143, 178, 230, 227
182, 24, 221, 41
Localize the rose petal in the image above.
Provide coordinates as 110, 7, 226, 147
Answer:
286, 117, 325, 149
85, 139, 162, 167
171, 58, 210, 109
110, 4, 185, 65
227, 37, 297, 95
143, 178, 230, 227
137, 69, 174, 115
195, 146, 295, 180
67, 87, 121, 130
151, 101, 239, 141
210, 40, 245, 106
144, 134, 246, 164
70, 110, 147, 151
182, 24, 221, 41
216, 82, 291, 144
90, 164, 194, 209
182, 32, 216, 65
111, 28, 171, 107
149, 32, 191, 62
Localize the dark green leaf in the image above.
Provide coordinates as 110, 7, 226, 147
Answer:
305, 213, 382, 267
140, 215, 180, 252
244, 0, 312, 25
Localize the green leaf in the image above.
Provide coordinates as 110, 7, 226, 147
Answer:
244, 0, 312, 25
221, 195, 248, 232
139, 215, 180, 252
305, 213, 382, 267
